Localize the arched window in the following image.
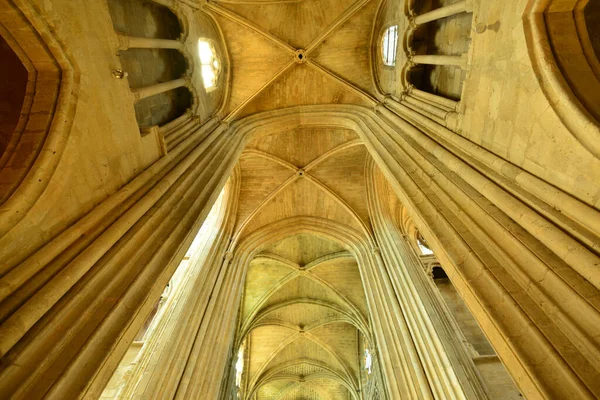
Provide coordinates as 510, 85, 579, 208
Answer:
382, 25, 398, 66
235, 342, 245, 388
364, 349, 373, 374
198, 39, 221, 90
417, 232, 434, 255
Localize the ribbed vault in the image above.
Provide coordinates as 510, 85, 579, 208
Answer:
204, 0, 380, 122
238, 233, 370, 400
232, 112, 377, 399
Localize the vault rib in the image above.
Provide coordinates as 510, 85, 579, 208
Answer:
271, 381, 301, 400
254, 252, 301, 269
304, 332, 359, 388
304, 139, 363, 171
225, 60, 296, 122
305, 0, 372, 54
303, 173, 372, 235
249, 332, 356, 396
304, 251, 354, 270
241, 270, 300, 333
241, 299, 366, 342
232, 173, 298, 247
249, 332, 358, 398
242, 149, 298, 171
204, 2, 296, 54
251, 359, 359, 400
303, 270, 365, 321
241, 266, 366, 339
306, 60, 378, 105
236, 143, 369, 242
247, 332, 301, 392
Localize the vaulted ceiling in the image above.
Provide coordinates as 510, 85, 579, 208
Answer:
233, 126, 375, 399
204, 0, 381, 121
208, 0, 386, 398
239, 234, 370, 400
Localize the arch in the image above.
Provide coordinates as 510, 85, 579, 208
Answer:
249, 358, 360, 400
106, 0, 184, 40
524, 0, 600, 158
0, 36, 28, 161
229, 104, 600, 398
241, 298, 371, 344
0, 1, 79, 236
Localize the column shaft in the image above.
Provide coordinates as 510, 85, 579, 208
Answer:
404, 95, 450, 119
0, 120, 245, 399
118, 34, 183, 51
414, 1, 468, 25
412, 54, 466, 68
132, 78, 187, 102
410, 88, 458, 111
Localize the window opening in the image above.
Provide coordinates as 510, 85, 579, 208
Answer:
417, 232, 434, 255
382, 25, 398, 66
235, 342, 245, 388
198, 40, 221, 90
364, 349, 373, 374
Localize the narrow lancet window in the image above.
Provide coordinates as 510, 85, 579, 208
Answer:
365, 349, 373, 374
382, 25, 398, 66
417, 232, 434, 255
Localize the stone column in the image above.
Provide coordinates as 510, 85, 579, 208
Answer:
413, 0, 473, 25
364, 103, 600, 399
411, 54, 467, 69
388, 90, 460, 131
159, 110, 193, 136
366, 159, 489, 400
0, 119, 248, 399
410, 87, 459, 111
360, 247, 435, 399
117, 34, 183, 51
131, 78, 189, 103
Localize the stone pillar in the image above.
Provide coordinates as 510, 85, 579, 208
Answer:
411, 54, 467, 69
0, 119, 247, 399
131, 78, 189, 103
364, 103, 600, 399
159, 110, 193, 136
366, 159, 490, 400
413, 0, 472, 25
388, 92, 460, 131
360, 247, 435, 399
410, 87, 459, 111
117, 34, 183, 51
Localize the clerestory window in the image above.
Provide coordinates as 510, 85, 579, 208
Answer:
365, 349, 373, 374
417, 232, 434, 255
198, 39, 221, 91
382, 25, 398, 66
235, 343, 245, 388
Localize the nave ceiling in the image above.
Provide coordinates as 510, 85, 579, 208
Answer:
233, 123, 377, 399
211, 1, 391, 398
205, 0, 382, 120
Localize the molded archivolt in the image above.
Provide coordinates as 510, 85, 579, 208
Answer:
0, 1, 79, 233
230, 219, 378, 400
523, 0, 600, 158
